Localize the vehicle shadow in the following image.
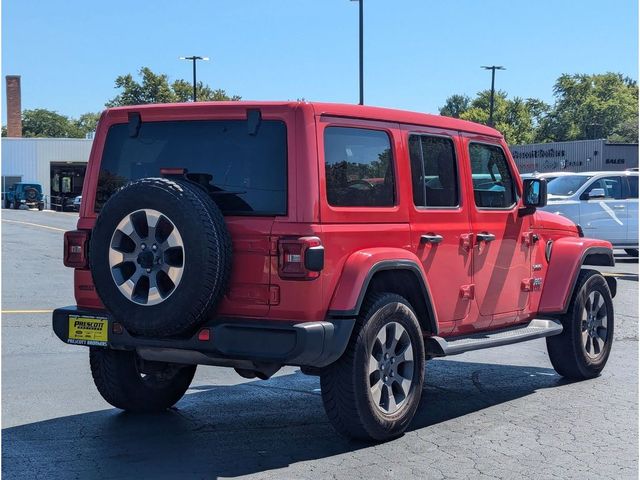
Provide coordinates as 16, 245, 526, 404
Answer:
2, 359, 568, 480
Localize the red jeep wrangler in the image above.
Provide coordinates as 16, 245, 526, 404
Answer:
54, 102, 616, 441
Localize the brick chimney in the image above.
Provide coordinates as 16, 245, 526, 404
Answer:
6, 75, 22, 137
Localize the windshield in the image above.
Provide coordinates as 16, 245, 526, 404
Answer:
97, 119, 288, 215
547, 175, 592, 196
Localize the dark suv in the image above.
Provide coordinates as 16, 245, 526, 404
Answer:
53, 102, 616, 441
4, 183, 44, 210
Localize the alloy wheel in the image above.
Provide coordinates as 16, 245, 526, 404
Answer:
108, 209, 184, 305
368, 321, 415, 415
581, 290, 609, 359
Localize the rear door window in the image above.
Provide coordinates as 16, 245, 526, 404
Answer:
408, 134, 459, 207
584, 177, 624, 199
97, 120, 288, 215
324, 127, 395, 207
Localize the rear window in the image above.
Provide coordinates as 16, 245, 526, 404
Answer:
96, 120, 287, 215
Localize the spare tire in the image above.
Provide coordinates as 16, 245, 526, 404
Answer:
89, 177, 232, 337
25, 188, 38, 201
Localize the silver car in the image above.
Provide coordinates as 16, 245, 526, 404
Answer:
542, 171, 639, 256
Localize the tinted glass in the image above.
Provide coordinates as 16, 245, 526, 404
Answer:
547, 175, 591, 196
628, 176, 638, 198
469, 143, 517, 208
585, 177, 623, 199
324, 127, 395, 207
97, 120, 288, 215
409, 135, 458, 207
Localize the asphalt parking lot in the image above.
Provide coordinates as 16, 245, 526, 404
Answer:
1, 209, 638, 480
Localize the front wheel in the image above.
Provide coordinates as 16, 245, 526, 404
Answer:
546, 269, 614, 380
320, 293, 425, 441
89, 348, 196, 412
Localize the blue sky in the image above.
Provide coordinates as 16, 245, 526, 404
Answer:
2, 0, 638, 123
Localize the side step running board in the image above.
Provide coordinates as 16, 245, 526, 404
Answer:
425, 319, 563, 357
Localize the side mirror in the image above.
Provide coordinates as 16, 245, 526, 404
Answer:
519, 178, 547, 216
523, 178, 547, 207
588, 188, 606, 199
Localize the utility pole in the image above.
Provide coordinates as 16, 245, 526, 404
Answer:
351, 0, 364, 105
481, 65, 505, 127
179, 56, 209, 102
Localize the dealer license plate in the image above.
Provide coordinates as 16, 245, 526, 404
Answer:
68, 315, 108, 346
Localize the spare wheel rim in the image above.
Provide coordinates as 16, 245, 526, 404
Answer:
108, 208, 185, 306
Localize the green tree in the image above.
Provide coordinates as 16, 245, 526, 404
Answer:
1, 125, 6, 137
22, 109, 83, 138
537, 73, 638, 143
106, 67, 176, 106
171, 79, 241, 102
439, 94, 471, 118
440, 90, 549, 144
107, 67, 241, 106
454, 90, 548, 144
74, 112, 101, 137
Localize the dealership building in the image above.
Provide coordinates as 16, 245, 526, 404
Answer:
1, 137, 92, 209
510, 139, 638, 174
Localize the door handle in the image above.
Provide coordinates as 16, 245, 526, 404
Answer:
613, 205, 625, 209
476, 232, 496, 243
420, 234, 443, 244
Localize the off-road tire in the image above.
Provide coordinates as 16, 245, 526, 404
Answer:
624, 248, 639, 257
37, 202, 44, 211
90, 177, 232, 337
546, 269, 614, 380
320, 293, 425, 441
89, 347, 196, 412
11, 200, 20, 209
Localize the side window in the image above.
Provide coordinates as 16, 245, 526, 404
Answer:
408, 134, 459, 207
324, 127, 395, 207
585, 177, 623, 199
469, 143, 517, 209
627, 176, 638, 198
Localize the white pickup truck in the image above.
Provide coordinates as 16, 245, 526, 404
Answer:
542, 170, 639, 256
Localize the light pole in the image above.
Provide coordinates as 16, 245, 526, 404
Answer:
179, 56, 209, 102
351, 0, 364, 105
481, 65, 505, 127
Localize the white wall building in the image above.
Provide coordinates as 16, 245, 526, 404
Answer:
1, 137, 93, 208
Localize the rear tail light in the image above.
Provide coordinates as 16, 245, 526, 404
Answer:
278, 236, 324, 280
64, 230, 90, 268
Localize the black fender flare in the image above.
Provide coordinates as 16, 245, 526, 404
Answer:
328, 259, 439, 335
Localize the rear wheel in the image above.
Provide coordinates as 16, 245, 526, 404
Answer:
546, 269, 614, 380
89, 348, 196, 412
624, 248, 638, 257
320, 293, 425, 441
12, 200, 20, 209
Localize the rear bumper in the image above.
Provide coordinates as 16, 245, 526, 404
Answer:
52, 306, 354, 368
